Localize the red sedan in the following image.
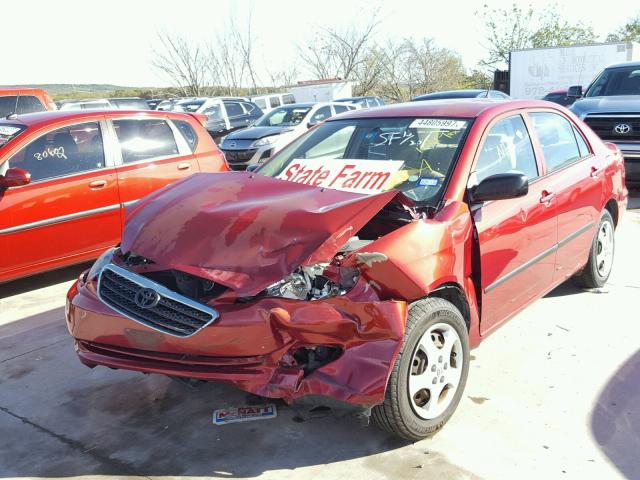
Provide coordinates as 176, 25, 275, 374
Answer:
0, 110, 228, 283
66, 100, 627, 440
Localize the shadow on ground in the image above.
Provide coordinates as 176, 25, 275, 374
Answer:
0, 307, 434, 479
0, 262, 91, 299
591, 349, 640, 480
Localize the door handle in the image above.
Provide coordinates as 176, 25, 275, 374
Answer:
590, 166, 602, 178
540, 191, 555, 205
177, 162, 191, 171
89, 180, 107, 189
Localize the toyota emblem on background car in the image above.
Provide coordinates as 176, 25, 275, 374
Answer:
134, 288, 161, 309
614, 123, 632, 134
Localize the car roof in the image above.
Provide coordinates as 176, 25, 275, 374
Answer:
0, 109, 194, 128
0, 87, 47, 96
604, 60, 640, 69
336, 96, 375, 101
327, 99, 557, 120
413, 90, 488, 100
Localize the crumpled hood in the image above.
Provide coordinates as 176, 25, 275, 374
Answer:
570, 95, 640, 117
225, 126, 292, 141
121, 172, 398, 296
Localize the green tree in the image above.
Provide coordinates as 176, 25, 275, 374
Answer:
607, 14, 640, 42
479, 3, 596, 69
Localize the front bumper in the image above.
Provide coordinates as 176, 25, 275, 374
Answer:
66, 276, 407, 408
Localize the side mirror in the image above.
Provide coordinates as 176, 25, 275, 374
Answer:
469, 173, 528, 203
307, 121, 316, 129
246, 164, 260, 172
567, 85, 583, 98
0, 167, 31, 188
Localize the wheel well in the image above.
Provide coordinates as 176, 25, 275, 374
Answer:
605, 199, 619, 227
428, 283, 470, 331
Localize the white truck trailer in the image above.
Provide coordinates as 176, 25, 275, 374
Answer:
509, 42, 640, 99
289, 79, 353, 103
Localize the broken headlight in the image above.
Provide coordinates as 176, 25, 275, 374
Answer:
265, 264, 357, 301
87, 247, 116, 280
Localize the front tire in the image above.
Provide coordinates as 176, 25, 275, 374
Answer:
574, 210, 615, 289
372, 297, 470, 441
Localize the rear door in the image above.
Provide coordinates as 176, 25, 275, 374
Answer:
0, 119, 121, 280
527, 111, 604, 282
469, 114, 558, 334
109, 116, 197, 220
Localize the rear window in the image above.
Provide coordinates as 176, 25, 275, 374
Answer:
0, 95, 46, 117
174, 120, 198, 152
0, 124, 26, 147
283, 94, 295, 104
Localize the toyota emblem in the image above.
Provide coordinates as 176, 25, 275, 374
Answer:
614, 123, 632, 134
134, 288, 161, 309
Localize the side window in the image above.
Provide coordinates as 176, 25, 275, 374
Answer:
254, 98, 267, 109
202, 105, 222, 120
174, 120, 198, 152
224, 102, 244, 118
9, 122, 105, 182
282, 94, 295, 104
17, 96, 46, 114
529, 112, 582, 172
334, 105, 349, 114
310, 106, 332, 124
472, 115, 538, 186
572, 126, 591, 158
269, 96, 281, 108
113, 119, 179, 163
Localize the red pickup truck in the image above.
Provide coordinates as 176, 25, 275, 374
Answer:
65, 100, 627, 440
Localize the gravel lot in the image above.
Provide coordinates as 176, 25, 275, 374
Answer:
1, 195, 638, 480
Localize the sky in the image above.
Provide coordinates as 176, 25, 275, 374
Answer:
2, 0, 635, 87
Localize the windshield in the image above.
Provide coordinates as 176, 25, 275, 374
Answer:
258, 117, 471, 203
585, 67, 640, 97
255, 106, 312, 127
0, 124, 26, 147
173, 100, 204, 112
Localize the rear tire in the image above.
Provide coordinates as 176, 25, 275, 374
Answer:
372, 297, 469, 441
573, 210, 615, 289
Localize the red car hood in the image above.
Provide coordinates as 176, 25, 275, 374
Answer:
121, 172, 398, 296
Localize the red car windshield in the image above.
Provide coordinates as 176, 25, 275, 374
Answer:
0, 124, 26, 147
258, 117, 471, 203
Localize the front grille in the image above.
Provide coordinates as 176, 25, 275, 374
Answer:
221, 149, 257, 163
98, 264, 218, 337
584, 116, 640, 142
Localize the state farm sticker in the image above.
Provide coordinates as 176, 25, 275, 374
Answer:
278, 158, 404, 194
213, 404, 277, 425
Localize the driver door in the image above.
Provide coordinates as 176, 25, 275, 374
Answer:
0, 119, 121, 281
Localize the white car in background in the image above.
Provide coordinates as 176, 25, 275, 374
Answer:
218, 102, 356, 170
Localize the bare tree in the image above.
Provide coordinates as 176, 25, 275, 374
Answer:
152, 32, 213, 97
298, 10, 381, 80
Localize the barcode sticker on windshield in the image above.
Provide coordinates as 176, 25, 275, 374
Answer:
409, 119, 467, 130
278, 158, 404, 194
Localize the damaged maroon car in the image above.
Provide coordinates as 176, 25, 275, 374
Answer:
66, 100, 627, 440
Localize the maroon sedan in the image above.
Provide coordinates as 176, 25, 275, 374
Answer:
66, 100, 627, 440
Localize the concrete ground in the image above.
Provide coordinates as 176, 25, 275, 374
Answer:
1, 196, 639, 480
